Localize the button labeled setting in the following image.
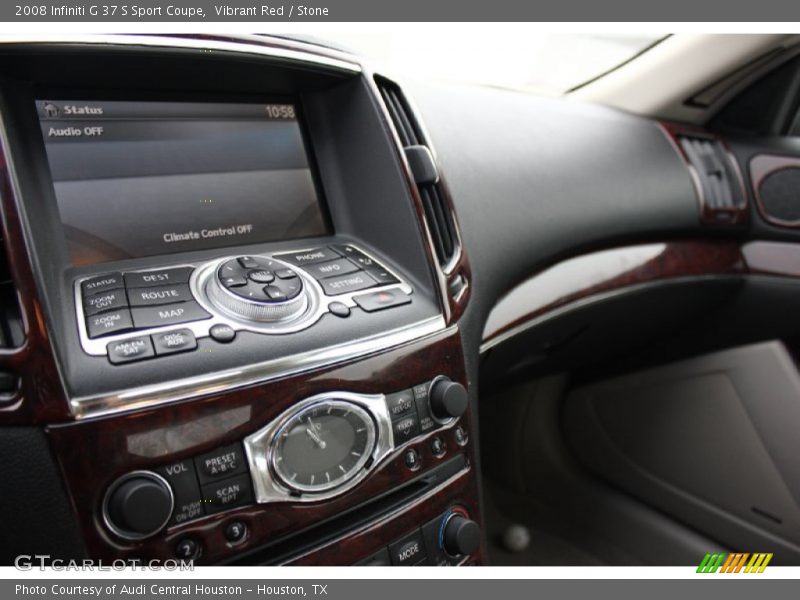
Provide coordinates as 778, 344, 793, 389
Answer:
83, 288, 128, 316
131, 302, 211, 329
107, 336, 155, 364
320, 272, 378, 296
152, 329, 197, 356
87, 309, 134, 338
128, 284, 193, 307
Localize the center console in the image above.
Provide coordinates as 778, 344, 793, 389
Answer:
0, 35, 478, 565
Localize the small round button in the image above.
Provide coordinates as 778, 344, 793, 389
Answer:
328, 302, 351, 318
175, 538, 201, 560
224, 521, 247, 544
454, 425, 468, 446
209, 324, 236, 343
404, 448, 420, 470
431, 436, 446, 457
248, 269, 274, 284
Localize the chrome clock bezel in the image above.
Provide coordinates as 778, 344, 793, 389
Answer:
268, 400, 377, 494
243, 391, 395, 504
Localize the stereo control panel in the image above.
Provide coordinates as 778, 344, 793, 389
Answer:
99, 377, 471, 562
76, 244, 413, 362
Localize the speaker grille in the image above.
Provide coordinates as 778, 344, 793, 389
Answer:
759, 167, 800, 223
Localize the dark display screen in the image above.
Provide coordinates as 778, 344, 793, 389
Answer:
36, 99, 329, 266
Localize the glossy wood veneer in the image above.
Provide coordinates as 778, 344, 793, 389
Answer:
0, 141, 71, 423
46, 327, 483, 565
483, 240, 746, 345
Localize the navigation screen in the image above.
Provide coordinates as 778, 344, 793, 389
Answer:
36, 99, 329, 266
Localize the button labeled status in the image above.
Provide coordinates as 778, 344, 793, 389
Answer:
320, 272, 377, 296
152, 329, 197, 356
128, 284, 193, 307
86, 309, 134, 338
131, 302, 211, 329
124, 267, 193, 288
107, 336, 155, 364
81, 272, 123, 295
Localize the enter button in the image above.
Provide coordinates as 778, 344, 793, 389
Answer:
353, 288, 411, 312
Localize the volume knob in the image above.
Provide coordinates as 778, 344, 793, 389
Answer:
429, 378, 468, 421
103, 472, 174, 540
443, 515, 481, 557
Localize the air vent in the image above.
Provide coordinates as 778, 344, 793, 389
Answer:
376, 77, 459, 269
677, 134, 747, 221
0, 217, 23, 398
0, 221, 24, 351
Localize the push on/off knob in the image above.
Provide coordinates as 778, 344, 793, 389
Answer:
443, 514, 481, 557
103, 472, 174, 540
429, 378, 468, 421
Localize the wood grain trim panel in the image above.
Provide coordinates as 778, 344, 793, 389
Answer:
482, 240, 746, 349
0, 137, 71, 423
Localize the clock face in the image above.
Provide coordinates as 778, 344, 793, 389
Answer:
270, 401, 376, 494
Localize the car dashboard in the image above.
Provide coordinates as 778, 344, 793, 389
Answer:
2, 34, 800, 566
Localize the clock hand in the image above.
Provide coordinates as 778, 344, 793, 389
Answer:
305, 425, 327, 449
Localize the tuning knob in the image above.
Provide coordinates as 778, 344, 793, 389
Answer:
443, 514, 481, 557
428, 378, 468, 421
103, 472, 174, 540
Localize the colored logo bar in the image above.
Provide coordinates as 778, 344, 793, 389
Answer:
697, 553, 773, 573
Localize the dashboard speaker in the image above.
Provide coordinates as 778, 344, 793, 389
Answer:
759, 167, 800, 223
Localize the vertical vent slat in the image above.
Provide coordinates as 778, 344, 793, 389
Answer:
377, 77, 457, 269
678, 135, 744, 214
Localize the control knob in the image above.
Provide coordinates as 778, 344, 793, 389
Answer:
103, 472, 174, 540
442, 514, 481, 557
429, 378, 468, 421
207, 256, 309, 322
